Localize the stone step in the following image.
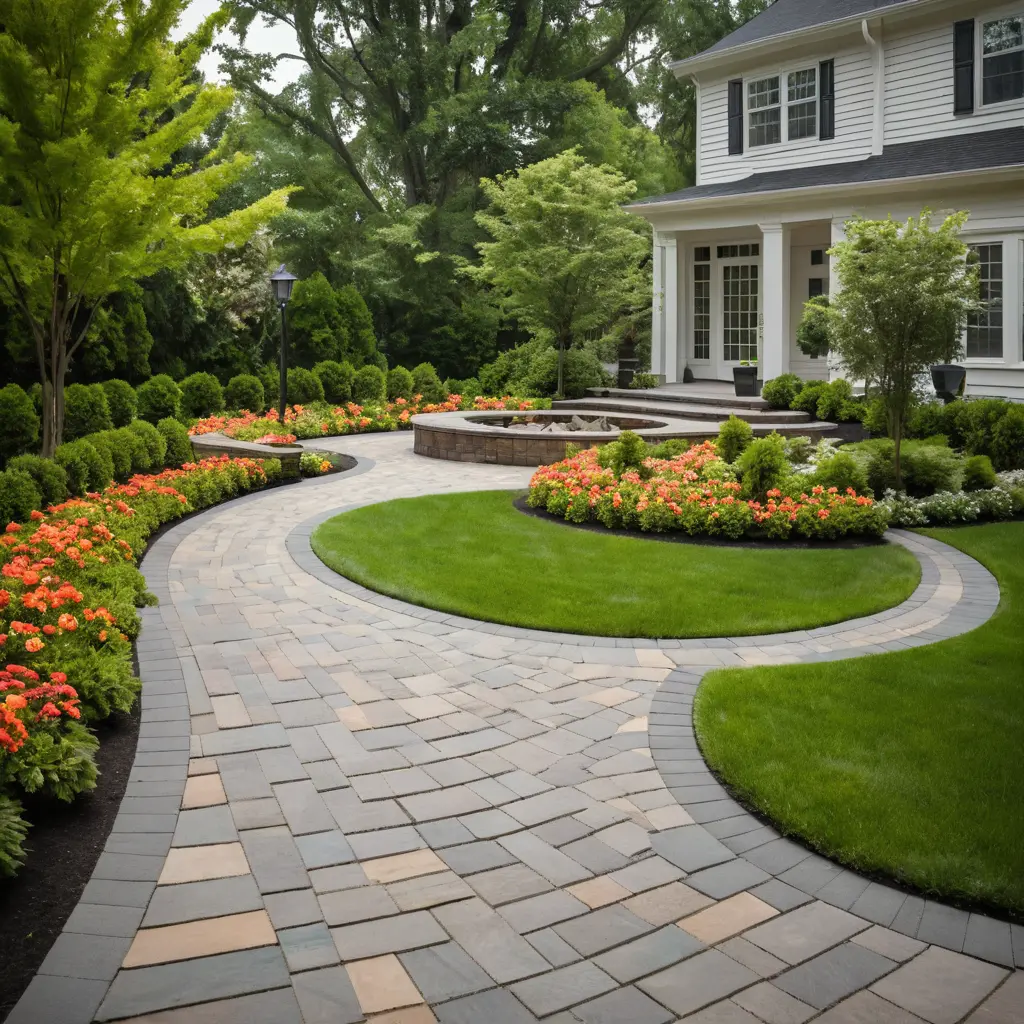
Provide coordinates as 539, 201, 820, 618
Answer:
554, 397, 810, 424
587, 386, 772, 411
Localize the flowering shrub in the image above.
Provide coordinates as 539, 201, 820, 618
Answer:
528, 441, 888, 542
0, 455, 279, 875
880, 486, 1016, 527
300, 452, 333, 477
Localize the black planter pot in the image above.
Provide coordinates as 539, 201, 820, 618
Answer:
931, 364, 966, 404
733, 366, 759, 397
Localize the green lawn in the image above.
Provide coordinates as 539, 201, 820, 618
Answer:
695, 521, 1024, 915
311, 490, 920, 639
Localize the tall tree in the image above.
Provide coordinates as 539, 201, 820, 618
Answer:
0, 0, 293, 455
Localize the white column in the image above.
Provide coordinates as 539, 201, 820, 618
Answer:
828, 217, 847, 381
1003, 238, 1023, 365
651, 239, 665, 379
663, 235, 679, 383
759, 224, 791, 381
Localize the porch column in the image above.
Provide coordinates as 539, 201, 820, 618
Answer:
759, 224, 791, 381
662, 235, 679, 383
828, 217, 847, 381
651, 239, 665, 379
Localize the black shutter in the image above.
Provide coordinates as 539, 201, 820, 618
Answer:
728, 79, 743, 155
954, 20, 975, 115
819, 59, 835, 139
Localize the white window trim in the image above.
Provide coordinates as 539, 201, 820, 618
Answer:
964, 238, 1006, 361
977, 12, 1024, 110
744, 65, 820, 151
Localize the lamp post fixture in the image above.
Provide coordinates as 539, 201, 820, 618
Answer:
269, 264, 298, 426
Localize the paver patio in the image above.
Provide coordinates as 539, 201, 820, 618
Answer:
10, 433, 1020, 1023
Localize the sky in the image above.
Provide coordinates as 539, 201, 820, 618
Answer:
173, 0, 305, 92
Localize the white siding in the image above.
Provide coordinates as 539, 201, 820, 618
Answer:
697, 45, 875, 185
884, 4, 1024, 145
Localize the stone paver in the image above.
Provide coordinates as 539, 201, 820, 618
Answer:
12, 433, 1012, 1024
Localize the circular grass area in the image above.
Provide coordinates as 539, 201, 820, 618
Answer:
310, 490, 921, 638
694, 522, 1024, 915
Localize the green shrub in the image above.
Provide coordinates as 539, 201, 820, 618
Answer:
849, 438, 962, 497
0, 383, 40, 465
815, 378, 853, 422
479, 344, 536, 395
0, 468, 43, 524
54, 442, 90, 495
79, 433, 115, 488
0, 795, 29, 878
736, 432, 789, 501
286, 367, 325, 405
444, 377, 481, 399
128, 420, 168, 470
136, 374, 181, 423
412, 362, 444, 403
630, 372, 660, 390
811, 451, 870, 495
862, 396, 889, 436
512, 347, 608, 399
795, 294, 831, 358
224, 373, 265, 413
109, 426, 148, 475
991, 405, 1024, 471
180, 372, 225, 418
963, 455, 997, 491
100, 378, 137, 427
158, 417, 194, 468
598, 431, 651, 478
761, 374, 804, 409
907, 401, 946, 440
314, 361, 355, 404
387, 366, 415, 401
96, 430, 133, 481
717, 415, 754, 464
258, 364, 280, 407
352, 364, 386, 404
962, 399, 1012, 457
790, 380, 826, 415
649, 438, 692, 460
63, 383, 112, 440
5, 454, 68, 506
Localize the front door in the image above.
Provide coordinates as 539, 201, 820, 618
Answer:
722, 263, 760, 366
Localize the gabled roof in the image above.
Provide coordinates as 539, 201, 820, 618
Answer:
629, 126, 1024, 211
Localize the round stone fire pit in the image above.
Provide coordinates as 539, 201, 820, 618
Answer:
412, 409, 711, 466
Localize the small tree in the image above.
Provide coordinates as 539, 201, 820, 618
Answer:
0, 1, 293, 455
472, 150, 650, 397
828, 211, 979, 487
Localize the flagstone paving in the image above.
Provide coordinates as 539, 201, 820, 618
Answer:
9, 433, 1021, 1024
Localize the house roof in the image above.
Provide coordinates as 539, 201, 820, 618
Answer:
629, 127, 1024, 211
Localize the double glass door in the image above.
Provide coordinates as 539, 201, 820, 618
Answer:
722, 263, 760, 363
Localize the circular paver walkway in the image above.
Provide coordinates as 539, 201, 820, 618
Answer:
11, 433, 1021, 1024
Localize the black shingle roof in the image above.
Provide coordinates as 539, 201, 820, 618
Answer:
700, 0, 916, 57
630, 127, 1024, 208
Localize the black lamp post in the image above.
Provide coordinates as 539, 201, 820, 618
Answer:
270, 264, 298, 424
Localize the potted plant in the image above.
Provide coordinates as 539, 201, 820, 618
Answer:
797, 295, 832, 359
931, 323, 967, 404
733, 360, 759, 396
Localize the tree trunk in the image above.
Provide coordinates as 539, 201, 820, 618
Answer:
893, 414, 903, 492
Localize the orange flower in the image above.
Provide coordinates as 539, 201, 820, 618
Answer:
24, 637, 44, 652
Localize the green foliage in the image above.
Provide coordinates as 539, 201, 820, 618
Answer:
815, 379, 861, 423
479, 344, 540, 396
717, 415, 754, 464
0, 795, 29, 878
0, 383, 39, 465
100, 379, 138, 427
180, 372, 225, 418
63, 383, 113, 440
761, 374, 804, 409
0, 468, 42, 525
314, 361, 355, 404
5, 454, 68, 506
963, 455, 997, 492
444, 377, 481, 398
387, 367, 415, 402
849, 438, 963, 497
225, 373, 266, 413
111, 426, 148, 475
258, 364, 281, 408
511, 347, 609, 399
737, 433, 789, 501
53, 442, 89, 496
811, 452, 870, 496
287, 367, 325, 405
791, 381, 826, 415
411, 363, 444, 403
992, 406, 1024, 471
907, 402, 947, 440
352, 365, 386, 404
335, 285, 378, 367
158, 418, 194, 469
136, 375, 182, 424
97, 430, 132, 481
796, 295, 831, 358
962, 400, 1014, 458
630, 372, 660, 390
288, 274, 378, 368
128, 420, 168, 472
79, 435, 115, 489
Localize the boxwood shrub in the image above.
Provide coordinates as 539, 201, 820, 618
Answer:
314, 361, 355, 404
225, 374, 265, 413
0, 383, 40, 465
180, 372, 225, 418
158, 417, 194, 468
136, 374, 182, 423
101, 379, 137, 427
5, 454, 69, 507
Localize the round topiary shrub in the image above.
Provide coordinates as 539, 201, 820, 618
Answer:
0, 468, 42, 526
63, 383, 113, 440
791, 381, 826, 415
101, 378, 138, 427
54, 442, 90, 496
352, 365, 386, 404
810, 451, 870, 495
158, 417, 194, 468
444, 377, 480, 399
286, 367, 325, 405
0, 383, 40, 465
224, 374, 265, 413
66, 438, 108, 491
737, 433, 789, 501
128, 419, 168, 470
180, 372, 225, 418
111, 426, 148, 475
82, 431, 116, 486
761, 374, 804, 410
963, 454, 997, 491
314, 361, 355, 404
716, 415, 754, 464
96, 430, 133, 481
136, 374, 182, 423
991, 406, 1024, 471
5, 455, 68, 507
411, 362, 444, 403
387, 366, 415, 401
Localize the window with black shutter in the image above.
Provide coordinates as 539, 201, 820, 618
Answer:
728, 79, 743, 154
819, 60, 835, 139
954, 20, 975, 114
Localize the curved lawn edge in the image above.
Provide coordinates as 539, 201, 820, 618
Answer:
690, 522, 1021, 919
308, 490, 922, 639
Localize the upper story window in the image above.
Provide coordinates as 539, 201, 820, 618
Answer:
747, 68, 817, 148
982, 16, 1024, 104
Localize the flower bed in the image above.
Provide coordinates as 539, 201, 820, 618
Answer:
0, 455, 280, 875
188, 394, 547, 442
528, 440, 888, 542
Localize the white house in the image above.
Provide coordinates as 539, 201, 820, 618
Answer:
630, 0, 1024, 400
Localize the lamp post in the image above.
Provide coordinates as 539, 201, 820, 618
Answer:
270, 264, 298, 425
